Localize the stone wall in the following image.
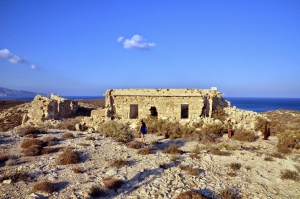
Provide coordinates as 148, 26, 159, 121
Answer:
22, 94, 78, 125
102, 88, 229, 124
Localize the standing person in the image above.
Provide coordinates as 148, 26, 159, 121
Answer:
200, 103, 207, 118
138, 120, 147, 144
227, 119, 233, 138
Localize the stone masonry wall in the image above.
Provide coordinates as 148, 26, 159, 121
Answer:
22, 94, 78, 126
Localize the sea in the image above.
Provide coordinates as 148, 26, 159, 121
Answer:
0, 96, 299, 113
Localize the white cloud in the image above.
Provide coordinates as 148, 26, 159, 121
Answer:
117, 36, 124, 42
31, 65, 37, 70
0, 49, 27, 64
123, 35, 156, 50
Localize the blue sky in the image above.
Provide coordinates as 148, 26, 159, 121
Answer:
0, 0, 299, 97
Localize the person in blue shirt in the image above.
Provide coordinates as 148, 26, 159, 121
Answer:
138, 120, 147, 144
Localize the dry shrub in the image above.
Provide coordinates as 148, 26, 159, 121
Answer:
210, 148, 230, 156
85, 136, 96, 141
23, 145, 42, 156
218, 187, 242, 199
218, 143, 234, 151
170, 155, 180, 162
73, 167, 85, 173
232, 130, 255, 142
277, 130, 300, 153
264, 156, 274, 161
229, 163, 242, 170
41, 147, 59, 155
30, 181, 57, 194
1, 170, 31, 183
55, 117, 83, 130
199, 122, 226, 142
26, 134, 37, 138
280, 169, 300, 181
110, 158, 128, 169
127, 140, 144, 149
270, 152, 285, 159
176, 190, 207, 199
5, 158, 17, 166
15, 126, 47, 137
20, 139, 44, 148
0, 155, 9, 165
96, 121, 134, 143
61, 132, 75, 139
43, 136, 59, 146
255, 116, 269, 132
179, 165, 200, 176
227, 172, 237, 177
56, 148, 80, 165
212, 105, 226, 121
137, 146, 154, 155
103, 178, 124, 190
190, 153, 200, 159
78, 143, 89, 146
141, 116, 195, 139
159, 163, 168, 169
88, 185, 106, 197
163, 144, 182, 154
191, 145, 202, 154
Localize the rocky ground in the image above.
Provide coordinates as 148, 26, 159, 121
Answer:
0, 127, 299, 199
0, 100, 299, 199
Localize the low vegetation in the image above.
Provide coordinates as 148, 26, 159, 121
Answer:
280, 169, 300, 181
211, 105, 226, 121
96, 121, 134, 143
137, 146, 154, 155
229, 162, 242, 170
276, 130, 300, 153
61, 132, 75, 139
15, 126, 47, 137
232, 129, 256, 142
88, 185, 106, 197
209, 148, 230, 156
176, 191, 207, 199
109, 158, 128, 169
55, 117, 83, 131
0, 170, 32, 183
29, 181, 57, 194
163, 144, 182, 154
102, 178, 124, 190
56, 148, 80, 165
218, 187, 242, 199
179, 165, 200, 176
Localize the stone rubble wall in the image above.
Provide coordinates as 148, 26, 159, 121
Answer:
22, 94, 78, 126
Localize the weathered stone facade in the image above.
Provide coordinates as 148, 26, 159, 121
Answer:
104, 88, 229, 123
22, 94, 78, 125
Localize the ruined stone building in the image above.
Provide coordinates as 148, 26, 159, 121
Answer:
22, 94, 78, 125
102, 88, 229, 123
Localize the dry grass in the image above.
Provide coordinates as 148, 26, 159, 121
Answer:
55, 117, 83, 131
96, 121, 134, 143
163, 144, 182, 154
211, 105, 226, 121
229, 163, 242, 171
1, 170, 31, 183
110, 158, 128, 169
15, 126, 47, 137
176, 190, 207, 199
85, 136, 96, 141
20, 139, 44, 148
199, 123, 226, 143
218, 143, 235, 151
41, 147, 59, 155
29, 181, 57, 194
232, 130, 256, 142
127, 140, 144, 149
42, 136, 59, 146
280, 169, 300, 181
277, 130, 300, 154
5, 158, 17, 166
0, 155, 9, 165
23, 145, 42, 156
270, 152, 285, 159
61, 132, 75, 139
210, 148, 230, 156
294, 165, 300, 173
73, 167, 85, 173
78, 143, 89, 147
264, 156, 274, 161
179, 165, 200, 176
102, 178, 124, 190
88, 185, 106, 197
170, 155, 180, 162
218, 187, 242, 199
137, 146, 154, 155
56, 148, 80, 165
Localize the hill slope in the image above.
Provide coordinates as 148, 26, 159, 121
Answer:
0, 87, 39, 97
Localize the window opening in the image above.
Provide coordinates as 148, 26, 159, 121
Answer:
181, 104, 189, 119
150, 106, 158, 117
130, 104, 138, 119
